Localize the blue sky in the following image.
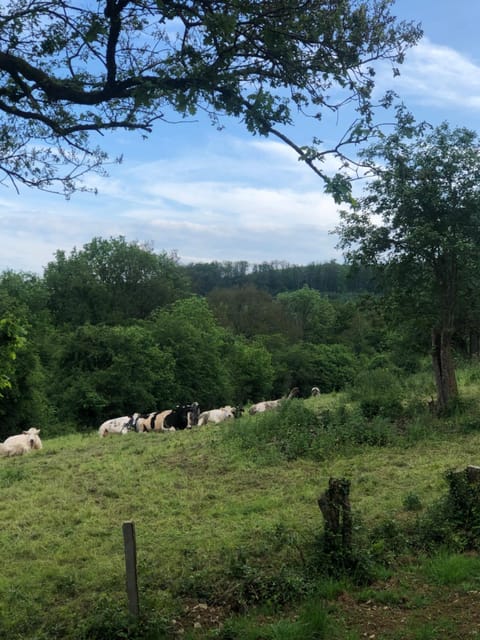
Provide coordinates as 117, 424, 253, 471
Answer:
2, 1, 480, 274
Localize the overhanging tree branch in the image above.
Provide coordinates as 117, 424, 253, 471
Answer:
0, 0, 422, 195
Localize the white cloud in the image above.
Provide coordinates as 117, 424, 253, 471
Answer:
0, 135, 343, 274
389, 37, 480, 110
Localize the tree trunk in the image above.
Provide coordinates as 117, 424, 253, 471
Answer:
431, 327, 458, 413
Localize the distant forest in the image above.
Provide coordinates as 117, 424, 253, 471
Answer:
183, 260, 377, 297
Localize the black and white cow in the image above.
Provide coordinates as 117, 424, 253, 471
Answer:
164, 402, 200, 430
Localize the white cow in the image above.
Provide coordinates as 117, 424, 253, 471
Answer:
98, 414, 139, 437
197, 406, 235, 426
311, 386, 321, 396
248, 388, 300, 415
248, 399, 282, 415
0, 428, 43, 457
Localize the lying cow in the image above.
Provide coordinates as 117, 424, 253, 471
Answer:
249, 387, 300, 415
135, 410, 174, 433
248, 399, 282, 415
0, 427, 43, 457
135, 402, 199, 432
98, 414, 139, 437
197, 406, 235, 426
164, 403, 199, 430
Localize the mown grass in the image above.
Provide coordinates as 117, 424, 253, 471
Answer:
2, 379, 480, 638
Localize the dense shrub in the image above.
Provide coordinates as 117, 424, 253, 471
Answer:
224, 399, 321, 462
276, 342, 358, 396
350, 367, 405, 420
50, 324, 176, 427
408, 468, 480, 553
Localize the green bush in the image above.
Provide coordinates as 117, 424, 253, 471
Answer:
412, 469, 480, 553
350, 367, 405, 420
403, 492, 423, 512
76, 597, 169, 640
224, 400, 321, 462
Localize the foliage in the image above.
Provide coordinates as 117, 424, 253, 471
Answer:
0, 272, 54, 435
44, 236, 189, 325
0, 313, 26, 395
403, 493, 423, 512
148, 296, 233, 407
0, 1, 421, 194
214, 597, 332, 640
224, 399, 322, 462
50, 323, 176, 427
228, 336, 275, 404
207, 285, 300, 340
186, 260, 377, 297
277, 286, 336, 343
337, 118, 480, 410
77, 598, 169, 640
421, 552, 480, 588
279, 342, 358, 396
350, 366, 405, 420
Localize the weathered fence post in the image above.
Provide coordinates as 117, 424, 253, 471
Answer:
122, 520, 140, 617
318, 477, 353, 564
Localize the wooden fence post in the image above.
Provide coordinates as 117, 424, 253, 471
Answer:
122, 521, 140, 617
318, 477, 352, 563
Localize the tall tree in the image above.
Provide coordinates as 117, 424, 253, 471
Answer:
51, 323, 176, 427
44, 236, 190, 325
148, 296, 233, 408
0, 1, 421, 195
277, 285, 336, 343
337, 120, 480, 412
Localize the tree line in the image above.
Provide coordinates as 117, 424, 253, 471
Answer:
184, 260, 376, 297
0, 236, 393, 439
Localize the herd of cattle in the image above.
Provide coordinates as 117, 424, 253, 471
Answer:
0, 387, 322, 455
98, 402, 242, 436
98, 385, 314, 437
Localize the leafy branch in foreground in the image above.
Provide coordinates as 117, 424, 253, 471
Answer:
0, 0, 421, 196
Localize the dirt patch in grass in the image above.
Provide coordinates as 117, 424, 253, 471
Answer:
336, 579, 480, 639
171, 599, 232, 636
173, 577, 480, 639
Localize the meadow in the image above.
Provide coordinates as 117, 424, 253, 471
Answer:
3, 374, 480, 639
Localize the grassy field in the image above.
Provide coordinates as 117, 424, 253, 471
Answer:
2, 388, 480, 639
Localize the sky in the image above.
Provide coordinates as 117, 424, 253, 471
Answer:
2, 1, 480, 275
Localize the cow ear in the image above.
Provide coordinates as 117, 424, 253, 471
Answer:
22, 430, 28, 434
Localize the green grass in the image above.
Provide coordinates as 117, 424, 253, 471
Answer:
3, 387, 480, 638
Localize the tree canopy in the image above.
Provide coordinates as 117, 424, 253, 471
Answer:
337, 120, 480, 411
0, 0, 421, 195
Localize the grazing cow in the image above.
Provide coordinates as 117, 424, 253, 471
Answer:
311, 386, 321, 397
0, 428, 43, 457
98, 414, 139, 437
197, 406, 235, 426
